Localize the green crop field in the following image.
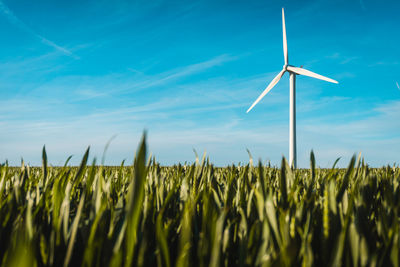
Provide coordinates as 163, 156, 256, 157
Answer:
0, 135, 399, 267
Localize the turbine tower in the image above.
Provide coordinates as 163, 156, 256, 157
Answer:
247, 8, 338, 169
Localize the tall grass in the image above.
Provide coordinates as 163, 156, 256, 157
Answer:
0, 135, 399, 266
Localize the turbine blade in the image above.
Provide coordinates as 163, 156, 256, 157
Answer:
396, 81, 400, 90
247, 69, 285, 113
287, 66, 338, 84
282, 8, 288, 65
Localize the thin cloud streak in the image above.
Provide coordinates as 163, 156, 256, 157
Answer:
59, 54, 239, 99
117, 54, 238, 93
0, 1, 78, 59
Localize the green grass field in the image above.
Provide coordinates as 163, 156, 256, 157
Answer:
1, 135, 399, 267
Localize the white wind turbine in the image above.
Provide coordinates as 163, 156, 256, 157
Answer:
246, 8, 338, 169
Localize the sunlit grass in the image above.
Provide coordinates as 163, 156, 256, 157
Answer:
0, 134, 399, 266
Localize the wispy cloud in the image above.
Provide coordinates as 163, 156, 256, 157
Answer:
0, 51, 67, 79
297, 96, 351, 113
120, 54, 238, 92
326, 52, 340, 59
158, 54, 236, 81
298, 100, 400, 166
0, 1, 78, 59
340, 56, 359, 65
368, 61, 399, 67
50, 54, 239, 99
0, 53, 242, 121
325, 53, 360, 65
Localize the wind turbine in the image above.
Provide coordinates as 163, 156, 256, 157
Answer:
246, 8, 338, 169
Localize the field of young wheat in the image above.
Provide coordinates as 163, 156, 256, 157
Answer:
0, 135, 399, 267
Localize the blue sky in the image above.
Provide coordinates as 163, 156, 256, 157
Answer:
1, 0, 399, 167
